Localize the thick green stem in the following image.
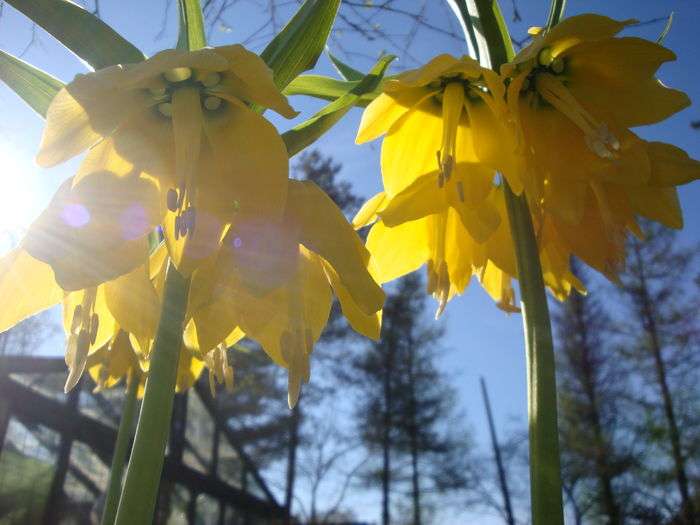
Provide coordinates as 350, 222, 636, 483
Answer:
114, 262, 190, 525
503, 183, 563, 525
101, 373, 139, 525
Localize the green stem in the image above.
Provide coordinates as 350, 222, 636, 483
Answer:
101, 373, 139, 525
114, 261, 190, 525
503, 183, 563, 525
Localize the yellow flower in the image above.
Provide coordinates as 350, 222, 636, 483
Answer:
21, 171, 162, 291
355, 185, 582, 316
354, 54, 532, 313
186, 180, 385, 407
36, 45, 296, 276
87, 329, 205, 397
0, 234, 198, 394
503, 14, 699, 279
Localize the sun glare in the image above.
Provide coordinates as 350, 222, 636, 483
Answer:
0, 142, 40, 237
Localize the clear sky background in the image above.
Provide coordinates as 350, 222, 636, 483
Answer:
0, 1, 698, 523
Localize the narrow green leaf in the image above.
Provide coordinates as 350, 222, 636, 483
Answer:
471, 0, 515, 69
657, 12, 674, 44
261, 0, 341, 91
445, 0, 481, 62
5, 0, 145, 70
176, 0, 207, 51
545, 0, 567, 31
327, 51, 364, 81
282, 55, 394, 157
283, 74, 381, 107
0, 49, 63, 118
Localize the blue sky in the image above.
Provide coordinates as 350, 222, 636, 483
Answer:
0, 1, 698, 523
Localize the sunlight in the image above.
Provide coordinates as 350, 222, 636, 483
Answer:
0, 142, 39, 236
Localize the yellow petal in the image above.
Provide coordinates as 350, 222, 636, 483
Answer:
379, 173, 446, 227
544, 14, 633, 57
175, 348, 206, 392
87, 331, 137, 390
567, 38, 690, 127
37, 67, 150, 167
0, 248, 63, 333
381, 97, 443, 195
647, 142, 700, 186
628, 186, 683, 229
352, 192, 387, 229
321, 258, 381, 340
23, 173, 162, 290
202, 101, 289, 220
104, 263, 160, 346
286, 180, 384, 316
356, 88, 436, 144
392, 54, 479, 88
366, 218, 430, 284
121, 48, 229, 89
210, 45, 297, 118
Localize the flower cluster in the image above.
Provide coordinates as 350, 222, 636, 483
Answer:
0, 45, 384, 406
354, 14, 700, 315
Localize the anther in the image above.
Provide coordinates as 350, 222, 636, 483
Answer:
71, 305, 83, 332
203, 96, 222, 111
538, 47, 553, 66
164, 67, 192, 83
201, 72, 221, 88
158, 102, 173, 118
167, 188, 179, 212
550, 57, 565, 74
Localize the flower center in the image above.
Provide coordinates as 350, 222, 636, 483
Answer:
150, 68, 225, 119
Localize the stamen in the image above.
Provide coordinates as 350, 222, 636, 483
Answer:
201, 72, 221, 88
550, 57, 565, 74
164, 67, 192, 83
157, 102, 173, 118
89, 313, 99, 345
536, 73, 620, 160
203, 96, 222, 111
438, 82, 464, 184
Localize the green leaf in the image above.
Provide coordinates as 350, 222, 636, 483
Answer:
470, 0, 515, 69
5, 0, 145, 70
282, 55, 394, 157
283, 74, 381, 107
445, 0, 481, 63
327, 51, 364, 81
0, 49, 63, 118
176, 0, 207, 51
261, 0, 341, 91
657, 12, 674, 44
546, 0, 567, 31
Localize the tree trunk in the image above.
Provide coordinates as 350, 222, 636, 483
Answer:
632, 244, 695, 525
285, 401, 301, 523
480, 378, 516, 525
382, 344, 393, 525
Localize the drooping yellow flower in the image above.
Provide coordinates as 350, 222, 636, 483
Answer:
502, 14, 698, 278
87, 329, 205, 397
37, 45, 296, 276
354, 54, 530, 312
355, 185, 582, 316
186, 180, 385, 407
